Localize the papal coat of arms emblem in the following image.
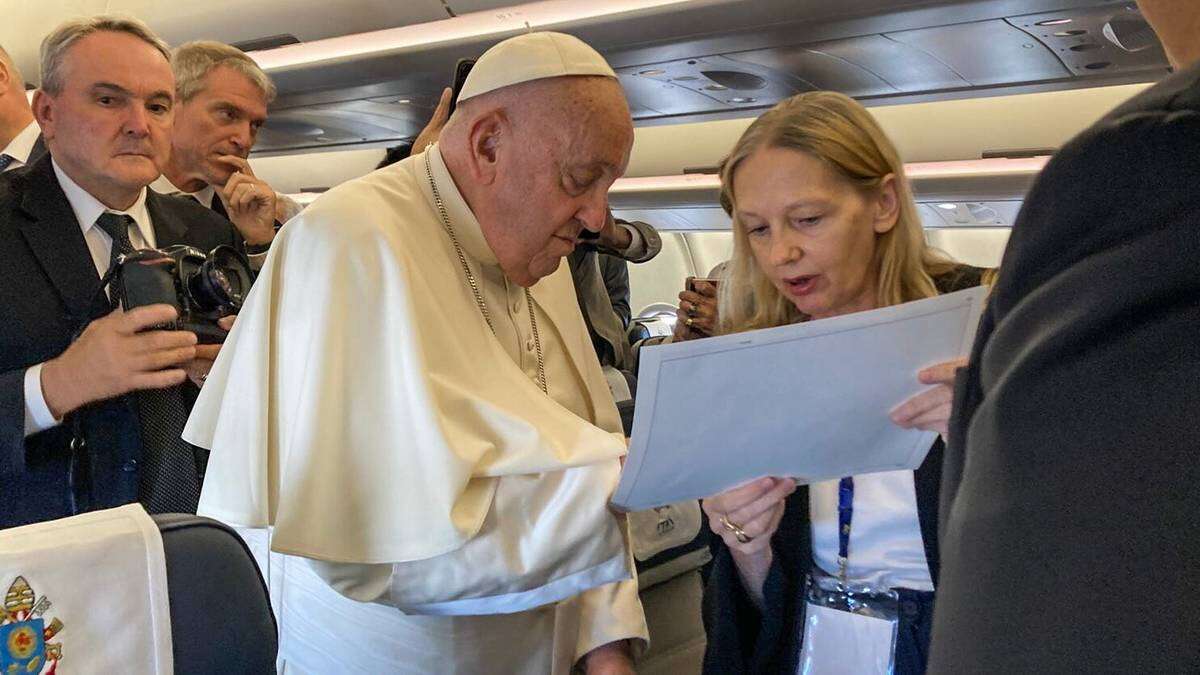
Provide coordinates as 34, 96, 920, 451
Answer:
1, 577, 64, 674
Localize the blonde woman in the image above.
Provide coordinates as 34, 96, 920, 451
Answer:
699, 92, 987, 675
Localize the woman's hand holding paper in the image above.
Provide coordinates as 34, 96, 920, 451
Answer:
889, 356, 969, 436
702, 477, 796, 607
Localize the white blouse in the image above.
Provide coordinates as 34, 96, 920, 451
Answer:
809, 469, 935, 591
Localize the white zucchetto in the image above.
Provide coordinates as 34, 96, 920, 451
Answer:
457, 31, 618, 103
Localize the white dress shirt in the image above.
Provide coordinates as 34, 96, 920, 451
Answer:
22, 160, 157, 436
1, 121, 41, 172
809, 470, 935, 592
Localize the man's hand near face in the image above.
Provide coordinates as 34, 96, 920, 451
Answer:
216, 155, 276, 246
413, 87, 453, 156
596, 210, 632, 252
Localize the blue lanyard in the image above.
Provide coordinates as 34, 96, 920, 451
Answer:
837, 476, 854, 584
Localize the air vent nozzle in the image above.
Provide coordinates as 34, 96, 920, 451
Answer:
1102, 16, 1156, 53
700, 70, 767, 91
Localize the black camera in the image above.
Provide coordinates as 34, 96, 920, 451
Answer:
116, 245, 252, 343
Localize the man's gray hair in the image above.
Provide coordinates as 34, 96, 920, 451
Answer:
40, 15, 170, 95
173, 41, 276, 104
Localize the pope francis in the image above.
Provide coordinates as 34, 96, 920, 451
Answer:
183, 32, 648, 674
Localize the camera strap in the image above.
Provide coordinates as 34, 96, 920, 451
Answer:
95, 213, 137, 307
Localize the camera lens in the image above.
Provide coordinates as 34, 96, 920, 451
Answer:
209, 268, 235, 298
186, 246, 251, 311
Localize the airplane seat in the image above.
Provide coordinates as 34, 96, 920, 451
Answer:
155, 513, 278, 675
630, 502, 712, 675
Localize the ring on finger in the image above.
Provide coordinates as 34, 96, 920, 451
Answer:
720, 514, 754, 544
685, 317, 694, 328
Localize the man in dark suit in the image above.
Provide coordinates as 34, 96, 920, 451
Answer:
930, 1, 1200, 672
0, 44, 43, 173
152, 40, 290, 257
0, 16, 244, 527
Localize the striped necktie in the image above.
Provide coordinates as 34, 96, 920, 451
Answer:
94, 212, 205, 514
0, 154, 14, 172
94, 213, 136, 304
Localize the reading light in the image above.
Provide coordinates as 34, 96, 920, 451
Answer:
608, 157, 1052, 194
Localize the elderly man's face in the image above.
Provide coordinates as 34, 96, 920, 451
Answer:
36, 31, 173, 206
171, 65, 268, 187
485, 79, 633, 287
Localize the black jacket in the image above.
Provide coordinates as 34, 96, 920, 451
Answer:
929, 62, 1200, 673
26, 134, 47, 168
0, 153, 241, 527
701, 266, 983, 674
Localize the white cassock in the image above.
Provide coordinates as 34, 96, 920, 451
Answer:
183, 144, 648, 673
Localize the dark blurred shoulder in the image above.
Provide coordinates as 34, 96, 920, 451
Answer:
1103, 59, 1200, 123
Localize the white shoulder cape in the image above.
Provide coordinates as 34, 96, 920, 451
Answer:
183, 153, 628, 574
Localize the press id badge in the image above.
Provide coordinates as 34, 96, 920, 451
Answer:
798, 476, 899, 675
798, 571, 899, 675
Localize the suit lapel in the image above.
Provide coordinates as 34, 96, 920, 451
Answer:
27, 134, 47, 167
145, 190, 190, 247
17, 156, 108, 323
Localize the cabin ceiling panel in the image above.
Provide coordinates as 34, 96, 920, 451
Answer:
617, 55, 804, 119
0, 0, 449, 83
255, 100, 431, 153
884, 19, 1072, 87
444, 0, 538, 12
802, 34, 971, 93
1008, 3, 1169, 78
618, 72, 736, 117
726, 44, 901, 98
252, 1, 1164, 153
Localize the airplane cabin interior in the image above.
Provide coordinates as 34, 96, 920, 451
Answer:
0, 1, 1192, 673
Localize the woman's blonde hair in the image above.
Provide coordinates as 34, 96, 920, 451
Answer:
717, 91, 956, 333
